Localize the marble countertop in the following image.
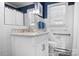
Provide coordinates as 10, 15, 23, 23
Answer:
11, 31, 48, 37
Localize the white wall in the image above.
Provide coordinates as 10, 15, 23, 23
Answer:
5, 7, 23, 26
0, 2, 4, 25
24, 13, 29, 27
0, 2, 27, 56
0, 25, 27, 56
0, 25, 12, 56
72, 2, 79, 56
0, 2, 4, 56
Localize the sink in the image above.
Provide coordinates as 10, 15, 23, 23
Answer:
12, 28, 39, 33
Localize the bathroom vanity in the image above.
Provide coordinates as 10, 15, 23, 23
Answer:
11, 32, 48, 56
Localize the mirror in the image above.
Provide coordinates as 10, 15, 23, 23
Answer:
4, 2, 43, 26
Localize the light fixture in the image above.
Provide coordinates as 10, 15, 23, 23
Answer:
32, 2, 40, 15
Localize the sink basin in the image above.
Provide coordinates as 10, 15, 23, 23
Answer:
12, 28, 39, 33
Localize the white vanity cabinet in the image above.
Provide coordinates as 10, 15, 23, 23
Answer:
11, 32, 48, 56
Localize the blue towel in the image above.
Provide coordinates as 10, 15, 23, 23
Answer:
38, 21, 45, 29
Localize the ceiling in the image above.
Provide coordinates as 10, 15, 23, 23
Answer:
5, 2, 34, 8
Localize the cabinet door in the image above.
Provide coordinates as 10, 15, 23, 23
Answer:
47, 3, 72, 49
34, 35, 48, 56
12, 36, 34, 56
35, 39, 48, 56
